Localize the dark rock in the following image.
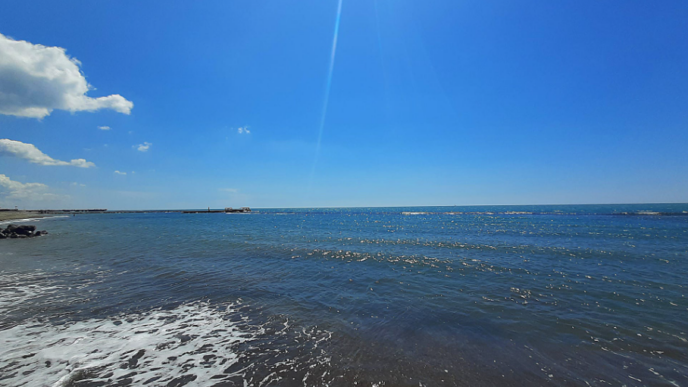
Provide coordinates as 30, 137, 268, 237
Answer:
16, 225, 36, 236
1, 224, 47, 240
5, 224, 36, 236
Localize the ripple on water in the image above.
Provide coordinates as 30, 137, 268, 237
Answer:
0, 300, 337, 387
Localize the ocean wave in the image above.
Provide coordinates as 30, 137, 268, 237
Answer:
614, 211, 688, 216
0, 271, 106, 319
0, 215, 70, 226
406, 211, 537, 216
0, 270, 335, 387
0, 302, 253, 387
0, 272, 61, 316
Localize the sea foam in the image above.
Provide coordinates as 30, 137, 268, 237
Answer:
0, 302, 252, 387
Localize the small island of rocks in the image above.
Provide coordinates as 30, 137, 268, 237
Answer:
0, 224, 48, 239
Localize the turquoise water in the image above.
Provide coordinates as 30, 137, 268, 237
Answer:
1, 204, 687, 386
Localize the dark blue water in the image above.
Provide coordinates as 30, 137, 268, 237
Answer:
1, 204, 687, 386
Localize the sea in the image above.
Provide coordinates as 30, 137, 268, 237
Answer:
1, 204, 687, 387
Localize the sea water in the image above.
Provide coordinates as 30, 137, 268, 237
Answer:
1, 204, 687, 386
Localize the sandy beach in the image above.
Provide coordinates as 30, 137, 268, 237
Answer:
0, 211, 49, 222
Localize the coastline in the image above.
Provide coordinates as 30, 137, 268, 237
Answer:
0, 211, 50, 222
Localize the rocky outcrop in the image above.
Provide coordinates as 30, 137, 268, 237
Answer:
0, 224, 48, 239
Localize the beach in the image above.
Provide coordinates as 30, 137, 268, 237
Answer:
0, 211, 49, 222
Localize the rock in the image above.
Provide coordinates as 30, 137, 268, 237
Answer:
1, 224, 47, 240
4, 224, 36, 236
16, 225, 36, 236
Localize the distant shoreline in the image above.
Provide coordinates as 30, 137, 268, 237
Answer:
0, 211, 51, 222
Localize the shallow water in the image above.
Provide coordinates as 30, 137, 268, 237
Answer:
1, 204, 687, 386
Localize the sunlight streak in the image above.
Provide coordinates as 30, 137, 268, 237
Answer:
309, 0, 344, 191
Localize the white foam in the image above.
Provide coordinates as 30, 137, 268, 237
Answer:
0, 215, 68, 225
636, 211, 661, 215
0, 272, 61, 316
0, 218, 41, 225
0, 271, 108, 318
0, 302, 253, 387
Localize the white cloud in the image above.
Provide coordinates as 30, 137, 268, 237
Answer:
219, 188, 238, 193
0, 174, 62, 206
237, 126, 251, 134
98, 126, 111, 130
70, 182, 86, 187
0, 33, 133, 119
114, 170, 126, 175
135, 142, 151, 152
0, 139, 95, 168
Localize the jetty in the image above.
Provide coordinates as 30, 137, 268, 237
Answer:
182, 207, 251, 214
1, 208, 252, 216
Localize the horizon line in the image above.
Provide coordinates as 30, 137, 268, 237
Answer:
8, 202, 688, 212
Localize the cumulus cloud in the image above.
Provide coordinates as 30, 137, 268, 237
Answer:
0, 139, 95, 168
98, 126, 111, 130
237, 127, 250, 134
0, 174, 61, 205
135, 142, 151, 152
0, 33, 133, 119
114, 170, 127, 175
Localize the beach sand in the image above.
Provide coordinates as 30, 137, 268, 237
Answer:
0, 211, 49, 222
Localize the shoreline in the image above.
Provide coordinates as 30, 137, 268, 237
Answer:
0, 211, 51, 222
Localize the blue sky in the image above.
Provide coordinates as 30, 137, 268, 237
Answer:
1, 0, 687, 210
